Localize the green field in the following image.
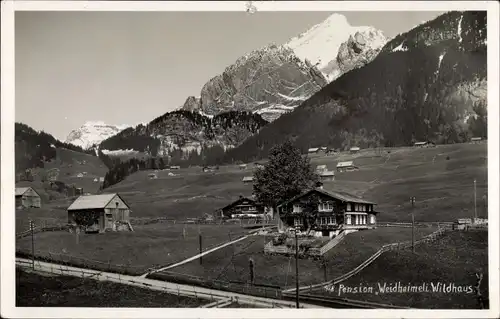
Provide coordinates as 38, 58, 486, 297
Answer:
100, 143, 487, 222
162, 226, 438, 289
318, 230, 489, 309
16, 268, 203, 307
16, 223, 249, 275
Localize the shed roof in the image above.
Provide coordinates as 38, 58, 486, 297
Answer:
337, 161, 354, 168
319, 170, 335, 177
15, 187, 33, 196
308, 148, 319, 152
350, 147, 360, 151
68, 193, 126, 211
471, 137, 482, 141
242, 176, 254, 182
414, 141, 428, 145
278, 187, 376, 208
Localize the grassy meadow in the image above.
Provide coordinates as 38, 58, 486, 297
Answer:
162, 226, 438, 289
16, 268, 204, 307
16, 223, 250, 275
318, 230, 489, 309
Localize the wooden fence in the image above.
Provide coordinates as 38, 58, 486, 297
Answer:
16, 225, 68, 239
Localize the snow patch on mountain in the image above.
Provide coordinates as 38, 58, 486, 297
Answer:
392, 42, 408, 52
66, 121, 130, 149
285, 13, 387, 81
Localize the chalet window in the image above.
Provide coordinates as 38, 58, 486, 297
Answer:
346, 215, 351, 225
294, 217, 302, 226
347, 203, 351, 211
293, 205, 302, 213
370, 215, 375, 224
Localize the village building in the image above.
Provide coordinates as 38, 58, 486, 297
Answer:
326, 148, 336, 156
413, 141, 428, 147
336, 161, 358, 172
170, 165, 181, 170
77, 173, 84, 178
15, 187, 41, 208
99, 177, 105, 182
471, 137, 483, 143
349, 146, 360, 153
67, 193, 133, 233
202, 166, 215, 173
148, 172, 158, 179
239, 164, 247, 170
307, 148, 320, 154
277, 183, 378, 238
242, 176, 254, 184
218, 195, 265, 219
316, 165, 327, 173
319, 170, 335, 182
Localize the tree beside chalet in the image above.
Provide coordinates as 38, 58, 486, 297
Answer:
15, 187, 41, 208
277, 183, 378, 238
67, 193, 133, 233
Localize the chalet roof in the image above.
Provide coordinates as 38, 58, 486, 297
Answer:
242, 176, 254, 182
68, 193, 127, 211
414, 141, 428, 145
220, 196, 260, 211
15, 187, 33, 196
278, 187, 376, 208
350, 147, 360, 151
308, 148, 319, 152
337, 161, 354, 168
471, 137, 482, 141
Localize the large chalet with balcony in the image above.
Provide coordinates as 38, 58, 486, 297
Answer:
276, 183, 378, 238
217, 195, 266, 219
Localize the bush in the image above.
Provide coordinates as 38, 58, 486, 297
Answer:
272, 233, 287, 246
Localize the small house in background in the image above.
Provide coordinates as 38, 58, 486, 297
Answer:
148, 173, 158, 179
99, 177, 105, 182
170, 166, 181, 170
239, 164, 247, 170
75, 188, 84, 196
242, 176, 254, 184
308, 148, 320, 154
93, 178, 99, 182
349, 146, 360, 154
219, 195, 264, 219
320, 147, 327, 152
15, 187, 41, 208
77, 173, 84, 178
202, 166, 215, 173
67, 193, 133, 233
413, 141, 428, 148
471, 137, 483, 144
316, 165, 327, 173
336, 161, 358, 172
319, 170, 335, 182
326, 148, 336, 156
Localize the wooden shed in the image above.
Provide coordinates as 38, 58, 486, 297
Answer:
15, 187, 41, 208
67, 193, 133, 233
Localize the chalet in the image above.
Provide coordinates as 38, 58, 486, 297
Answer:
319, 170, 335, 182
316, 165, 327, 173
93, 178, 99, 182
170, 166, 181, 170
471, 137, 483, 144
15, 187, 41, 208
67, 193, 132, 233
277, 183, 378, 238
319, 147, 327, 152
148, 173, 158, 179
336, 161, 358, 172
349, 146, 360, 153
308, 148, 320, 154
99, 177, 105, 182
326, 148, 336, 156
242, 176, 254, 184
239, 164, 247, 170
413, 141, 428, 148
218, 195, 265, 219
77, 173, 84, 178
202, 166, 215, 173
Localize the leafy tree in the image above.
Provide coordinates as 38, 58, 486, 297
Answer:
298, 193, 321, 235
253, 140, 318, 218
73, 211, 100, 230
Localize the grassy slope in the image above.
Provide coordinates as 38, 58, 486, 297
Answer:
16, 223, 249, 275
102, 143, 486, 222
319, 230, 488, 309
16, 268, 203, 307
166, 227, 437, 289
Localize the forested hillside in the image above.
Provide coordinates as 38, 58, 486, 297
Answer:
221, 11, 487, 163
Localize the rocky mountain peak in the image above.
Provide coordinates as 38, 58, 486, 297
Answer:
66, 121, 130, 150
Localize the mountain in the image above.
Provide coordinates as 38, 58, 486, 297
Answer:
98, 110, 268, 161
65, 121, 130, 150
180, 13, 387, 122
286, 13, 387, 81
221, 11, 487, 163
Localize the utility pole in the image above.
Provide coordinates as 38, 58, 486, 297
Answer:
410, 197, 416, 254
295, 228, 299, 309
199, 226, 203, 265
474, 179, 477, 223
30, 220, 35, 269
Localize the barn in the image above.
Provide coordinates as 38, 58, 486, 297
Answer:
15, 187, 41, 208
67, 193, 133, 233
